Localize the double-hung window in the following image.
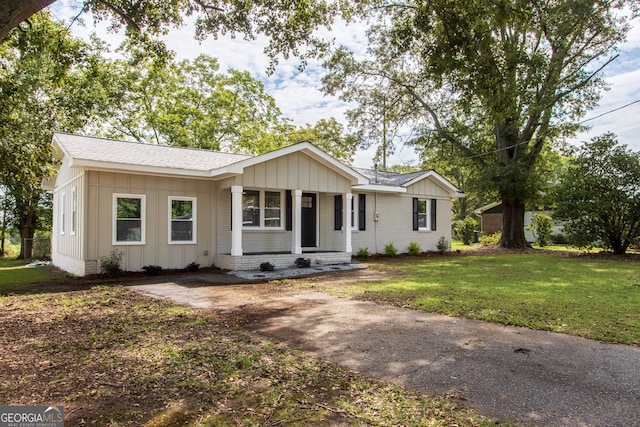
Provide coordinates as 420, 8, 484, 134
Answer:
413, 198, 437, 231
169, 197, 196, 244
71, 187, 77, 235
60, 192, 66, 235
242, 189, 283, 229
113, 194, 145, 244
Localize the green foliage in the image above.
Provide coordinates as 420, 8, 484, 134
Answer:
100, 250, 123, 277
454, 217, 478, 245
383, 242, 397, 257
184, 262, 200, 272
323, 0, 631, 248
479, 232, 502, 247
407, 242, 421, 256
283, 118, 358, 164
436, 236, 449, 254
554, 133, 640, 255
260, 262, 275, 272
295, 257, 311, 268
527, 213, 553, 247
142, 265, 163, 276
356, 247, 371, 258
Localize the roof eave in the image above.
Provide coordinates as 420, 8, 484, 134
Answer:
71, 158, 211, 178
352, 184, 407, 193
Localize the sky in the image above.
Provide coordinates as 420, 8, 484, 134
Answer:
49, 2, 640, 169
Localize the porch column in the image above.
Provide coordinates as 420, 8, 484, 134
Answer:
292, 189, 302, 254
344, 192, 352, 253
231, 185, 243, 256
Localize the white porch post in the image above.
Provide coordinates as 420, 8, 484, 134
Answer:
344, 192, 352, 253
231, 185, 243, 256
292, 189, 302, 254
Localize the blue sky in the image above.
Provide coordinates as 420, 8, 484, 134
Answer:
50, 2, 640, 168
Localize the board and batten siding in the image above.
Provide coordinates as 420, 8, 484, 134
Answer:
238, 152, 351, 194
84, 171, 217, 273
51, 155, 86, 276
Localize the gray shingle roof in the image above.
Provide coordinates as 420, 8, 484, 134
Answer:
353, 167, 430, 187
54, 133, 252, 171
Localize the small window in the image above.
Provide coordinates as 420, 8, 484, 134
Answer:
417, 199, 429, 230
242, 190, 260, 227
113, 194, 145, 244
264, 191, 281, 228
169, 197, 196, 244
242, 189, 284, 229
71, 187, 77, 235
351, 195, 357, 230
60, 192, 66, 235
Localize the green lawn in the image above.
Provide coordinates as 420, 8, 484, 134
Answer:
327, 252, 640, 346
0, 259, 67, 293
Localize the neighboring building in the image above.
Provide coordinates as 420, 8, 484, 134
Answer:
46, 133, 464, 276
475, 202, 563, 243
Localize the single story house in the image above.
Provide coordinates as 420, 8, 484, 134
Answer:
474, 202, 564, 242
45, 133, 464, 276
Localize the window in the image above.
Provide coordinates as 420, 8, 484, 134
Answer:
243, 189, 283, 228
71, 187, 77, 235
60, 192, 66, 235
113, 194, 145, 244
351, 195, 356, 230
169, 197, 196, 244
413, 198, 437, 231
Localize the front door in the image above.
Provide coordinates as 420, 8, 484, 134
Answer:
301, 193, 317, 247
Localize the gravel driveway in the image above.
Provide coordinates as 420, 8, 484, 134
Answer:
130, 270, 640, 427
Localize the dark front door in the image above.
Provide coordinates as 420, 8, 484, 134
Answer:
301, 193, 317, 247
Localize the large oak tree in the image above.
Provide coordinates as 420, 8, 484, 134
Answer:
323, 0, 635, 247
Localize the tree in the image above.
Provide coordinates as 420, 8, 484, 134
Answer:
0, 12, 110, 258
0, 0, 339, 71
323, 0, 635, 248
283, 118, 358, 164
98, 53, 287, 154
554, 133, 640, 255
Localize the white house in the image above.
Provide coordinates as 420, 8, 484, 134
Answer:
45, 133, 464, 276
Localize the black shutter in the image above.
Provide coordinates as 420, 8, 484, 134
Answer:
431, 199, 437, 231
412, 198, 419, 230
358, 194, 366, 230
286, 190, 292, 231
334, 195, 343, 230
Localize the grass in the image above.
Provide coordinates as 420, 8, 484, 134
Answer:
0, 259, 67, 293
0, 286, 503, 426
319, 251, 640, 346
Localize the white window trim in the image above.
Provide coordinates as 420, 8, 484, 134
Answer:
113, 193, 146, 245
71, 187, 77, 235
243, 189, 285, 230
168, 196, 197, 245
60, 192, 66, 235
351, 194, 358, 231
418, 198, 431, 232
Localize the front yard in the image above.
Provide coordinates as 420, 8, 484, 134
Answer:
309, 250, 640, 346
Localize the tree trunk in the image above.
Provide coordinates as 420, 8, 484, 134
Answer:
500, 197, 528, 248
0, 0, 56, 40
18, 224, 35, 260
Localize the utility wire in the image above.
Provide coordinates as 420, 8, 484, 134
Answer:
577, 99, 640, 124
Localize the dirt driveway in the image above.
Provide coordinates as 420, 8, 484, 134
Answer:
130, 269, 640, 427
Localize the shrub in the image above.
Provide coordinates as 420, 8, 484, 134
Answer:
454, 217, 478, 245
260, 262, 275, 272
295, 257, 311, 268
479, 232, 501, 247
383, 242, 397, 256
407, 242, 421, 256
356, 247, 370, 258
436, 236, 449, 254
142, 265, 162, 276
551, 233, 568, 245
184, 262, 200, 272
100, 249, 123, 277
527, 213, 553, 247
